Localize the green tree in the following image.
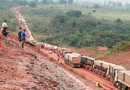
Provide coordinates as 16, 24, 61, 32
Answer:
48, 0, 54, 4
42, 0, 48, 4
125, 3, 130, 8
58, 0, 67, 4
30, 2, 36, 8
108, 1, 116, 7
66, 10, 82, 17
125, 3, 130, 11
35, 0, 38, 3
93, 4, 100, 8
112, 41, 130, 52
116, 2, 122, 7
116, 18, 123, 25
52, 15, 67, 25
92, 10, 96, 13
68, 0, 73, 4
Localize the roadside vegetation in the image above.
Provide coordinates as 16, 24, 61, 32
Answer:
112, 41, 130, 52
0, 0, 18, 33
21, 4, 130, 51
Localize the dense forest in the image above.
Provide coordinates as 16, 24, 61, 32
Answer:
21, 4, 130, 50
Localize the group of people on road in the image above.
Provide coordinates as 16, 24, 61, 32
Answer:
18, 27, 26, 48
1, 20, 26, 48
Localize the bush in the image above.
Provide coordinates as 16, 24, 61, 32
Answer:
30, 2, 36, 8
51, 15, 67, 25
92, 10, 96, 13
21, 5, 130, 49
112, 41, 130, 52
66, 10, 82, 17
116, 18, 123, 25
93, 4, 100, 9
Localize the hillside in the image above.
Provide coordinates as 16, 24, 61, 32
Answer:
101, 51, 130, 69
0, 35, 99, 89
18, 4, 130, 70
21, 5, 130, 49
0, 0, 129, 89
0, 3, 100, 89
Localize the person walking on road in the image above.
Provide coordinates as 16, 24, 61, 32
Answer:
22, 29, 26, 48
18, 27, 22, 41
2, 20, 9, 37
57, 53, 60, 61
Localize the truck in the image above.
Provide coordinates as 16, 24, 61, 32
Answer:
117, 70, 130, 90
68, 54, 81, 67
81, 56, 95, 70
64, 53, 81, 67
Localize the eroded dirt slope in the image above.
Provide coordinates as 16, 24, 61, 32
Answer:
101, 51, 130, 70
0, 35, 100, 90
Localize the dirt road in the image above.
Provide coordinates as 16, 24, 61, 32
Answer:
4, 6, 117, 90
0, 35, 102, 90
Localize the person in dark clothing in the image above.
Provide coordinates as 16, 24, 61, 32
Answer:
22, 29, 26, 48
2, 28, 9, 37
2, 20, 9, 37
18, 27, 22, 41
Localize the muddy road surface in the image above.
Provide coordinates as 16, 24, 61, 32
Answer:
0, 36, 101, 90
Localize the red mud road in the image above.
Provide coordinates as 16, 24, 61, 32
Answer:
0, 35, 101, 90
0, 6, 102, 90
40, 49, 117, 90
10, 6, 118, 90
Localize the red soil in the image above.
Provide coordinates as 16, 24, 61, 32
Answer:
40, 49, 118, 90
73, 48, 130, 70
10, 6, 128, 90
101, 51, 130, 70
98, 47, 108, 51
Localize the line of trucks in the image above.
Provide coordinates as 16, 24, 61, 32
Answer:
15, 9, 130, 89
64, 52, 130, 90
17, 22, 130, 89
35, 43, 130, 90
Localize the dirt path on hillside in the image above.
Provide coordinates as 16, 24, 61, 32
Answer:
0, 35, 102, 90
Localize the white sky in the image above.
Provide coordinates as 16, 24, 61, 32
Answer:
80, 0, 130, 3
26, 0, 130, 4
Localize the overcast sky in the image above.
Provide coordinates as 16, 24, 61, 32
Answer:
79, 0, 130, 3
28, 0, 130, 4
